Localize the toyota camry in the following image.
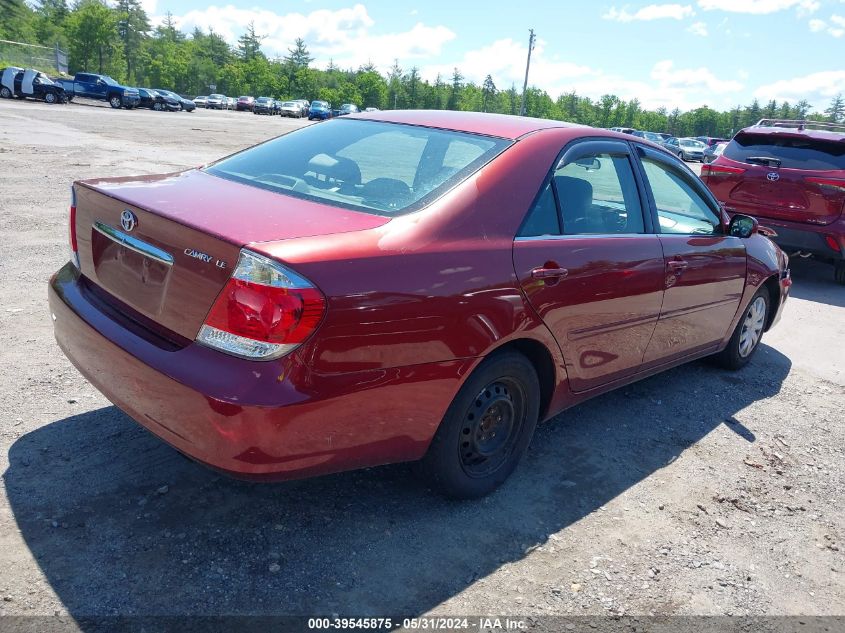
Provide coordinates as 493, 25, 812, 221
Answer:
49, 111, 791, 498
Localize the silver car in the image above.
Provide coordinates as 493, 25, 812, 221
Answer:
206, 93, 226, 110
279, 100, 304, 118
193, 95, 208, 108
664, 137, 707, 162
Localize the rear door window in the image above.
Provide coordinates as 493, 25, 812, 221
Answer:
724, 132, 845, 170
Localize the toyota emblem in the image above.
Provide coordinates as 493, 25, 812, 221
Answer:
767, 172, 780, 182
121, 209, 137, 232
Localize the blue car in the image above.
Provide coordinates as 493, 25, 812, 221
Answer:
308, 100, 332, 120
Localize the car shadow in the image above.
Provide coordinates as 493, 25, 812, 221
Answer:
788, 257, 845, 308
4, 346, 791, 621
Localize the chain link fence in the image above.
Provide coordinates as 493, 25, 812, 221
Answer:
0, 39, 68, 74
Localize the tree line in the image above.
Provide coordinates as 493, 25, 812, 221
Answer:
3, 0, 844, 137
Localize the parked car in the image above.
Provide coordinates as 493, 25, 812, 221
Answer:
136, 88, 179, 111
206, 94, 227, 109
702, 118, 845, 284
697, 136, 729, 147
664, 137, 706, 161
155, 89, 195, 112
631, 130, 663, 144
294, 99, 310, 116
227, 97, 237, 110
49, 111, 790, 498
193, 95, 208, 108
308, 100, 332, 120
364, 107, 380, 112
609, 127, 636, 135
253, 96, 275, 114
237, 95, 255, 111
54, 72, 140, 109
336, 103, 360, 116
279, 100, 304, 118
0, 67, 68, 103
702, 141, 727, 163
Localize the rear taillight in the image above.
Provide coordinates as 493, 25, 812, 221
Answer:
824, 235, 841, 252
701, 164, 746, 178
805, 177, 845, 193
197, 249, 326, 360
69, 186, 79, 269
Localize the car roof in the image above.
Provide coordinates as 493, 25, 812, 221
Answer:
347, 110, 583, 140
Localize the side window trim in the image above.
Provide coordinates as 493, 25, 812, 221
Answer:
516, 136, 655, 239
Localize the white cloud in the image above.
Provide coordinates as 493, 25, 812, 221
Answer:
755, 70, 845, 106
688, 20, 709, 35
807, 14, 845, 36
698, 0, 819, 13
603, 3, 695, 21
163, 4, 455, 70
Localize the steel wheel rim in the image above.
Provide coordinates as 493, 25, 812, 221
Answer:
739, 296, 766, 357
459, 379, 526, 479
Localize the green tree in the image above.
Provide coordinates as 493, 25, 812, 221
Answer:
65, 0, 123, 75
824, 94, 844, 123
116, 0, 149, 81
236, 21, 264, 61
481, 74, 496, 112
447, 67, 463, 110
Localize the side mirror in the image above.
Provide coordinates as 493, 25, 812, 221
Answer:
728, 214, 758, 238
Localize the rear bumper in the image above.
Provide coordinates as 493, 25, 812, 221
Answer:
752, 216, 845, 261
48, 264, 467, 481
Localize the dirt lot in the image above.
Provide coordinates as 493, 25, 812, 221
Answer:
0, 99, 843, 626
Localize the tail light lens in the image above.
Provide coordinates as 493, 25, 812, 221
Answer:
69, 186, 79, 269
700, 164, 746, 179
824, 235, 841, 252
805, 177, 845, 193
197, 250, 326, 360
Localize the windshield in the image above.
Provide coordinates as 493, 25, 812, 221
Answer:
312, 101, 328, 108
680, 139, 704, 148
210, 94, 224, 99
282, 101, 296, 107
205, 119, 511, 216
723, 132, 845, 170
257, 97, 272, 103
100, 75, 118, 86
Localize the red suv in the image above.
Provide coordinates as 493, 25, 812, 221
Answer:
236, 95, 255, 111
701, 119, 845, 284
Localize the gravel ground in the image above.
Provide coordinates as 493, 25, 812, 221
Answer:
0, 99, 843, 626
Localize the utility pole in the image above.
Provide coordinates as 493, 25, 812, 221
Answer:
519, 28, 536, 117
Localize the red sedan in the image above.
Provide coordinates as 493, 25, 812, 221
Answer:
49, 111, 790, 498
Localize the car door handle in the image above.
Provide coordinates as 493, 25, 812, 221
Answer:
531, 266, 569, 280
667, 260, 688, 271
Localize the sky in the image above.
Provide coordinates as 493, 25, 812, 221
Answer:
141, 0, 844, 112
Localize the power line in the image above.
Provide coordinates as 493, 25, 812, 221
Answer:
518, 28, 535, 117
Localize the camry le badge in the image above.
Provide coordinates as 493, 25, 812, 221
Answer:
184, 248, 227, 268
767, 172, 780, 182
121, 209, 137, 232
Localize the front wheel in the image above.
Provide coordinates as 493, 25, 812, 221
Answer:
1, 87, 12, 99
419, 352, 540, 499
109, 95, 122, 109
678, 151, 685, 161
714, 289, 770, 369
44, 92, 57, 104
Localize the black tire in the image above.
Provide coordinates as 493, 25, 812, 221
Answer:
153, 102, 162, 111
714, 288, 770, 370
0, 87, 11, 99
44, 92, 57, 104
419, 351, 540, 499
834, 261, 845, 285
109, 95, 122, 109
678, 151, 685, 161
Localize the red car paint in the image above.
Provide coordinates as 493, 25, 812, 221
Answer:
48, 111, 790, 482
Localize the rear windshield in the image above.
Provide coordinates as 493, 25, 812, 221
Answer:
724, 132, 845, 170
205, 119, 511, 216
680, 139, 704, 148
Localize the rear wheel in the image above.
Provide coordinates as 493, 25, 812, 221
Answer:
109, 95, 122, 109
678, 151, 686, 161
419, 352, 540, 499
834, 261, 845, 285
714, 289, 769, 369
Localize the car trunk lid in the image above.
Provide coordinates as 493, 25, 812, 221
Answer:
73, 169, 389, 340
